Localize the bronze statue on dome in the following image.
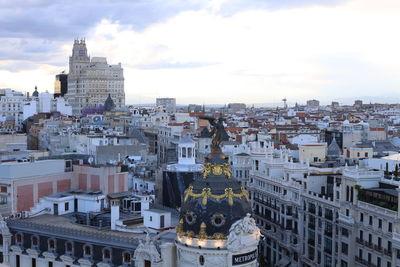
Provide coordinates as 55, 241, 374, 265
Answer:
200, 116, 229, 152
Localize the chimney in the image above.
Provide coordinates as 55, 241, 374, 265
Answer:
110, 199, 120, 230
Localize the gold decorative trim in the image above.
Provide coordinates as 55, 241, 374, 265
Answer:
202, 162, 232, 178
198, 222, 207, 240
183, 186, 250, 206
176, 218, 227, 240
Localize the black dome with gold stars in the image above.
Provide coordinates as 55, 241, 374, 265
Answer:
177, 117, 251, 240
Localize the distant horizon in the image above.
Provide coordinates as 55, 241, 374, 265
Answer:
1, 0, 400, 104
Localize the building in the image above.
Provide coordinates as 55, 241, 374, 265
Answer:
306, 99, 320, 108
160, 135, 202, 208
354, 100, 363, 107
156, 98, 176, 113
0, 88, 26, 132
54, 73, 68, 98
65, 39, 125, 115
228, 103, 246, 112
0, 159, 128, 215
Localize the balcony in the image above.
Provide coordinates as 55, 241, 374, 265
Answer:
339, 213, 354, 224
384, 249, 392, 257
374, 245, 383, 253
356, 238, 363, 244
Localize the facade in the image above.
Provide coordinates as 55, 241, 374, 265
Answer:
249, 138, 400, 267
65, 39, 125, 115
54, 73, 68, 98
0, 159, 128, 215
306, 99, 320, 108
0, 88, 26, 132
156, 98, 176, 113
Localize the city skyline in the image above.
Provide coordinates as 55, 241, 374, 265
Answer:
1, 0, 400, 105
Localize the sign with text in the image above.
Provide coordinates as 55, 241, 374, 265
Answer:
232, 250, 257, 265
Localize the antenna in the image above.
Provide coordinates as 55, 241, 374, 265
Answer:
282, 98, 287, 109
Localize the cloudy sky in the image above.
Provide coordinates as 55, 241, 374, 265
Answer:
0, 0, 400, 105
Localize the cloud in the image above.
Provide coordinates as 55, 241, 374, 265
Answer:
136, 61, 217, 70
1, 0, 400, 105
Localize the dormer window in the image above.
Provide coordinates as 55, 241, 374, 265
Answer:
15, 233, 22, 245
123, 252, 131, 263
31, 236, 38, 248
84, 245, 92, 258
65, 241, 73, 255
48, 239, 56, 251
103, 248, 111, 261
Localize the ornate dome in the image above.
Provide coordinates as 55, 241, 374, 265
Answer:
32, 86, 39, 97
177, 118, 251, 240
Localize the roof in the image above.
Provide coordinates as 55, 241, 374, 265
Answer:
145, 209, 170, 214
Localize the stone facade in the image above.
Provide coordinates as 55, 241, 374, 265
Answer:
65, 40, 125, 115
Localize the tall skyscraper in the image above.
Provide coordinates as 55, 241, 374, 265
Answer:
65, 39, 125, 115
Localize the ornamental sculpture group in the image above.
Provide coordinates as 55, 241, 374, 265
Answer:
200, 116, 230, 153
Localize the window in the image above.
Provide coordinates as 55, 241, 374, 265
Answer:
149, 216, 152, 222
369, 216, 373, 226
65, 242, 73, 253
32, 258, 36, 267
341, 242, 348, 255
199, 255, 205, 265
377, 257, 381, 267
389, 222, 393, 232
341, 228, 349, 237
379, 219, 382, 229
123, 252, 131, 263
65, 202, 69, 211
15, 233, 22, 244
345, 209, 349, 216
48, 239, 55, 249
84, 245, 92, 256
48, 262, 53, 267
103, 248, 111, 259
32, 236, 38, 247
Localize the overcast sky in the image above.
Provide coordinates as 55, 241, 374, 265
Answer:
0, 0, 400, 105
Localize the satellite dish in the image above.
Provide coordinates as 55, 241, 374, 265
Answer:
88, 156, 94, 165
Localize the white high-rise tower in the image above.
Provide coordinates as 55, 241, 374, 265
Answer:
65, 39, 125, 115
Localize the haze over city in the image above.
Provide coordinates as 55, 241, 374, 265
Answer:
1, 0, 400, 105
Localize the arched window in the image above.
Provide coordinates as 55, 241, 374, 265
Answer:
199, 255, 205, 265
48, 239, 56, 250
123, 252, 131, 263
31, 236, 38, 247
15, 233, 22, 244
84, 245, 92, 257
65, 241, 73, 254
103, 248, 111, 259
